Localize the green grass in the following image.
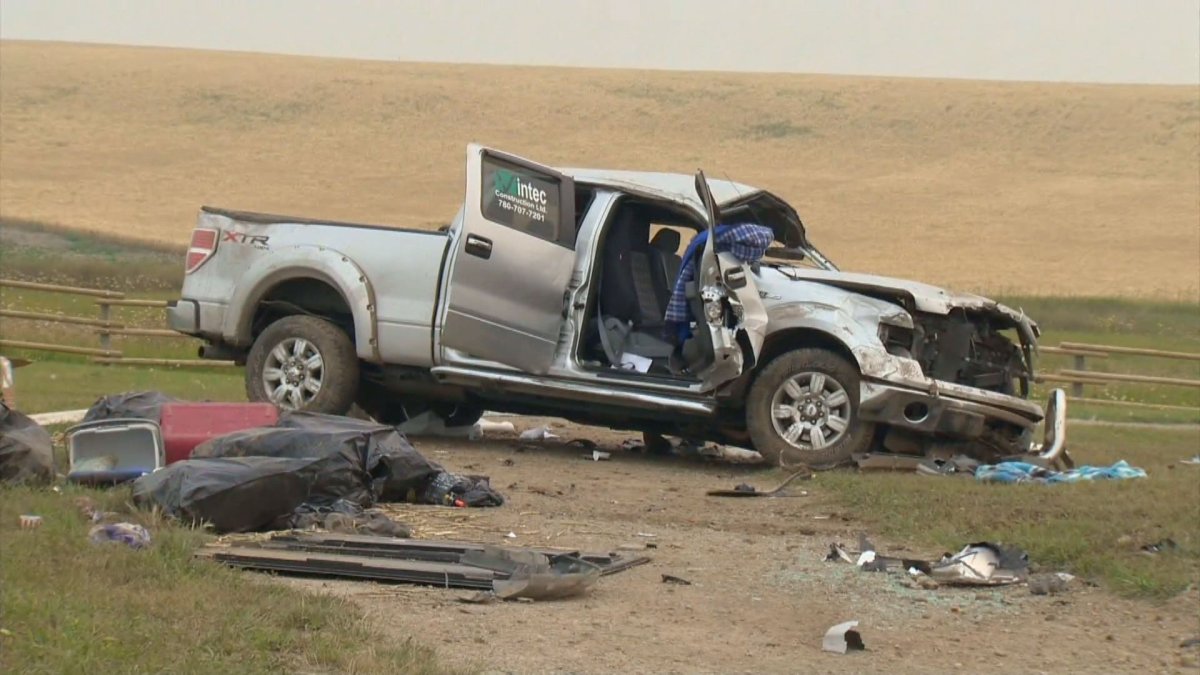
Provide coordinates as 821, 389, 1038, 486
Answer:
1002, 295, 1199, 423
818, 425, 1200, 599
7, 361, 244, 415
0, 486, 450, 674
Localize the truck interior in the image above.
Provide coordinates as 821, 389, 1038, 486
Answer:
578, 197, 707, 380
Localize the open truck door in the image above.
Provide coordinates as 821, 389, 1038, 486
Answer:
440, 144, 576, 374
691, 171, 768, 391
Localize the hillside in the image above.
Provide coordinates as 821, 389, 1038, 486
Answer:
0, 40, 1197, 297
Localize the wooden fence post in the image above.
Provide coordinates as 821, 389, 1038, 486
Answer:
97, 301, 112, 364
1071, 353, 1085, 397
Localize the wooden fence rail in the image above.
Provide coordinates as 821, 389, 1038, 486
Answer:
0, 277, 222, 368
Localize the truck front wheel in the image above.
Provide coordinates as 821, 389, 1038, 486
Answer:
746, 348, 873, 469
245, 315, 359, 415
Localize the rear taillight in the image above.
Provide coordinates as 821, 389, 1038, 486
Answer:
185, 228, 218, 274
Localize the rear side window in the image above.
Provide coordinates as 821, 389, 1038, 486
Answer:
480, 153, 575, 247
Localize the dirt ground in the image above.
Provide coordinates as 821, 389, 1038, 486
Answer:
277, 417, 1200, 674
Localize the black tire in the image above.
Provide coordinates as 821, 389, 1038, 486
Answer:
746, 348, 874, 469
245, 315, 359, 415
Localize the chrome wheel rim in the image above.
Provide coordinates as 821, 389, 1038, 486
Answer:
262, 338, 324, 409
769, 371, 851, 451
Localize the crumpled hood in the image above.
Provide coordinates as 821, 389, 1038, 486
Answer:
770, 268, 1038, 335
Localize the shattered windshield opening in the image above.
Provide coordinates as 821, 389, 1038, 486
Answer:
718, 191, 838, 272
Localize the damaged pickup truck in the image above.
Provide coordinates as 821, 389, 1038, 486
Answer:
169, 144, 1066, 468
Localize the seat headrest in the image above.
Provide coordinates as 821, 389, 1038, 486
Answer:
650, 229, 681, 255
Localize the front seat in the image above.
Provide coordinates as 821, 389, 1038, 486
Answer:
597, 208, 674, 362
648, 229, 682, 317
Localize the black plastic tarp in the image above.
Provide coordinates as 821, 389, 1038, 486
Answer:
134, 410, 501, 533
218, 411, 444, 502
190, 423, 377, 507
0, 403, 54, 485
132, 456, 320, 533
83, 391, 182, 423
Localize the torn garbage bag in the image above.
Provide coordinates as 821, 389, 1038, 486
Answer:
191, 411, 443, 505
0, 403, 54, 486
975, 460, 1146, 485
273, 411, 443, 501
132, 456, 322, 533
83, 391, 182, 423
420, 470, 505, 507
191, 425, 377, 506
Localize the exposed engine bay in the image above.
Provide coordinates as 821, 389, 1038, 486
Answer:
904, 310, 1032, 397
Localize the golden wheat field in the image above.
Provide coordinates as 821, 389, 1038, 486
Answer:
0, 41, 1197, 297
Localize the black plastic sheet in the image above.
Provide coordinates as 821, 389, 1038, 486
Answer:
0, 403, 54, 485
274, 411, 442, 501
132, 456, 319, 533
192, 411, 442, 505
83, 391, 182, 423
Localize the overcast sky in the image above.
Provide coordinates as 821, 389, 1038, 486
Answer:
2, 0, 1198, 84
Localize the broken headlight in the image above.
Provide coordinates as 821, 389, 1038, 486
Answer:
704, 300, 724, 322
878, 323, 915, 359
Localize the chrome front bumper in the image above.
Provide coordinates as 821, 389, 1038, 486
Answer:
858, 380, 1069, 460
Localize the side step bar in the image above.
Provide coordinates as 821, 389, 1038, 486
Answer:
430, 366, 716, 416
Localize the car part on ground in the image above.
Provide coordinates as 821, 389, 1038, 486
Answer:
199, 532, 648, 599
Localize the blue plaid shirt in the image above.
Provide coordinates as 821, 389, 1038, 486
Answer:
664, 223, 774, 342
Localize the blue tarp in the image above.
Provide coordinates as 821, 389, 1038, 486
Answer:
975, 460, 1147, 485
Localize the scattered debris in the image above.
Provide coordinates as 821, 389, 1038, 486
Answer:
706, 468, 812, 497
1181, 637, 1200, 649
636, 532, 656, 538
290, 500, 411, 538
505, 532, 518, 539
133, 411, 503, 533
1140, 539, 1179, 555
160, 402, 279, 464
83, 391, 182, 424
199, 533, 647, 597
661, 574, 692, 585
915, 455, 981, 477
585, 450, 611, 461
0, 403, 54, 486
66, 418, 164, 486
827, 539, 1030, 583
459, 591, 499, 604
397, 410, 470, 438
478, 419, 517, 435
519, 426, 558, 442
822, 621, 865, 654
89, 522, 151, 549
1181, 456, 1200, 466
1029, 573, 1072, 595
18, 515, 42, 530
975, 460, 1146, 484
929, 543, 1028, 586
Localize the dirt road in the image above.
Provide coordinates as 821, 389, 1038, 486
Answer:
280, 418, 1199, 673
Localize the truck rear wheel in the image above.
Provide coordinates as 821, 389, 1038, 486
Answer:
245, 315, 359, 415
746, 348, 873, 469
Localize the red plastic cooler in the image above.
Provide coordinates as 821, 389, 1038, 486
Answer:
160, 402, 279, 464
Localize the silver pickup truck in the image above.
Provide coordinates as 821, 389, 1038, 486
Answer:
169, 144, 1066, 468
